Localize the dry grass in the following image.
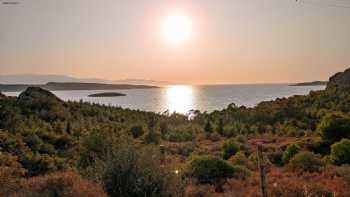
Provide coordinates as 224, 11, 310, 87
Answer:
10, 171, 107, 197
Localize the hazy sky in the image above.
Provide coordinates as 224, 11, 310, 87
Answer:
1, 0, 350, 84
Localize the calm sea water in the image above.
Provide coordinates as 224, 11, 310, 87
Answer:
3, 85, 325, 114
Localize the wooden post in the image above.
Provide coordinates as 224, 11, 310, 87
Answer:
257, 144, 268, 197
160, 144, 165, 164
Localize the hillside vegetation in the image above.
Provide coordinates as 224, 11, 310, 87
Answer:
1, 69, 350, 196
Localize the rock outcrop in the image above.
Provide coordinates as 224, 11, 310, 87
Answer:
327, 68, 350, 89
17, 87, 69, 121
0, 92, 6, 99
18, 87, 62, 102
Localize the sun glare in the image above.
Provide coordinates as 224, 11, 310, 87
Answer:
165, 85, 194, 114
162, 13, 192, 45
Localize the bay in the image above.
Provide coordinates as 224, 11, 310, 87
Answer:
3, 84, 325, 114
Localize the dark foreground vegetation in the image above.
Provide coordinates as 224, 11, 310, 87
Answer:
2, 68, 350, 196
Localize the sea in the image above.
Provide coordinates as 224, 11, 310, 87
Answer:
3, 84, 326, 114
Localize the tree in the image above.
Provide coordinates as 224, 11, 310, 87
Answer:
217, 118, 224, 135
282, 144, 300, 164
204, 118, 213, 135
143, 117, 160, 144
318, 112, 350, 145
330, 138, 350, 165
287, 151, 324, 172
183, 155, 234, 192
129, 125, 144, 138
101, 139, 182, 197
222, 139, 240, 160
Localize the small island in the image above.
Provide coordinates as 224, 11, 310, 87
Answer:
88, 92, 126, 97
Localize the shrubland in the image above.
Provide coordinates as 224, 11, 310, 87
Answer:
1, 69, 350, 196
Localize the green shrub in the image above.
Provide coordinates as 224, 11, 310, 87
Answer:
142, 129, 160, 144
23, 134, 43, 152
232, 165, 251, 179
216, 118, 224, 135
282, 144, 300, 164
248, 152, 272, 171
100, 138, 182, 197
167, 143, 195, 157
296, 137, 329, 155
183, 155, 234, 190
129, 125, 144, 138
204, 119, 213, 135
330, 138, 350, 165
266, 149, 283, 166
222, 139, 239, 160
78, 131, 109, 169
228, 151, 249, 167
287, 151, 325, 172
39, 143, 55, 154
159, 122, 169, 138
234, 135, 247, 144
166, 130, 195, 142
317, 112, 350, 145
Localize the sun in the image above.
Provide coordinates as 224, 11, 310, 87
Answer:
162, 13, 192, 45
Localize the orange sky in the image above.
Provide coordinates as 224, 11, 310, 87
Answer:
1, 0, 350, 84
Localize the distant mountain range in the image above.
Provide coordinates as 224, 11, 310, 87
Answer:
0, 74, 172, 86
0, 82, 158, 92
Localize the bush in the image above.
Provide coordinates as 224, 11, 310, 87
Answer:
79, 133, 183, 197
208, 132, 221, 142
324, 165, 350, 184
204, 119, 213, 135
248, 152, 272, 171
330, 138, 350, 165
234, 135, 247, 144
228, 151, 249, 167
166, 143, 195, 157
317, 112, 350, 145
100, 139, 182, 197
129, 125, 144, 138
183, 156, 234, 191
266, 149, 283, 166
334, 165, 350, 183
282, 144, 300, 164
222, 139, 240, 160
231, 165, 251, 179
142, 129, 160, 144
11, 171, 107, 197
166, 130, 195, 142
287, 151, 325, 172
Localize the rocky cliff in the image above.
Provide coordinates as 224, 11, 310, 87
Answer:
327, 68, 350, 89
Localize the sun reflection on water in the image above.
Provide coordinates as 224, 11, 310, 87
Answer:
165, 85, 194, 114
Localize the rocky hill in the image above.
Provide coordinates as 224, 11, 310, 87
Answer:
328, 68, 350, 89
0, 92, 6, 98
18, 87, 63, 102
